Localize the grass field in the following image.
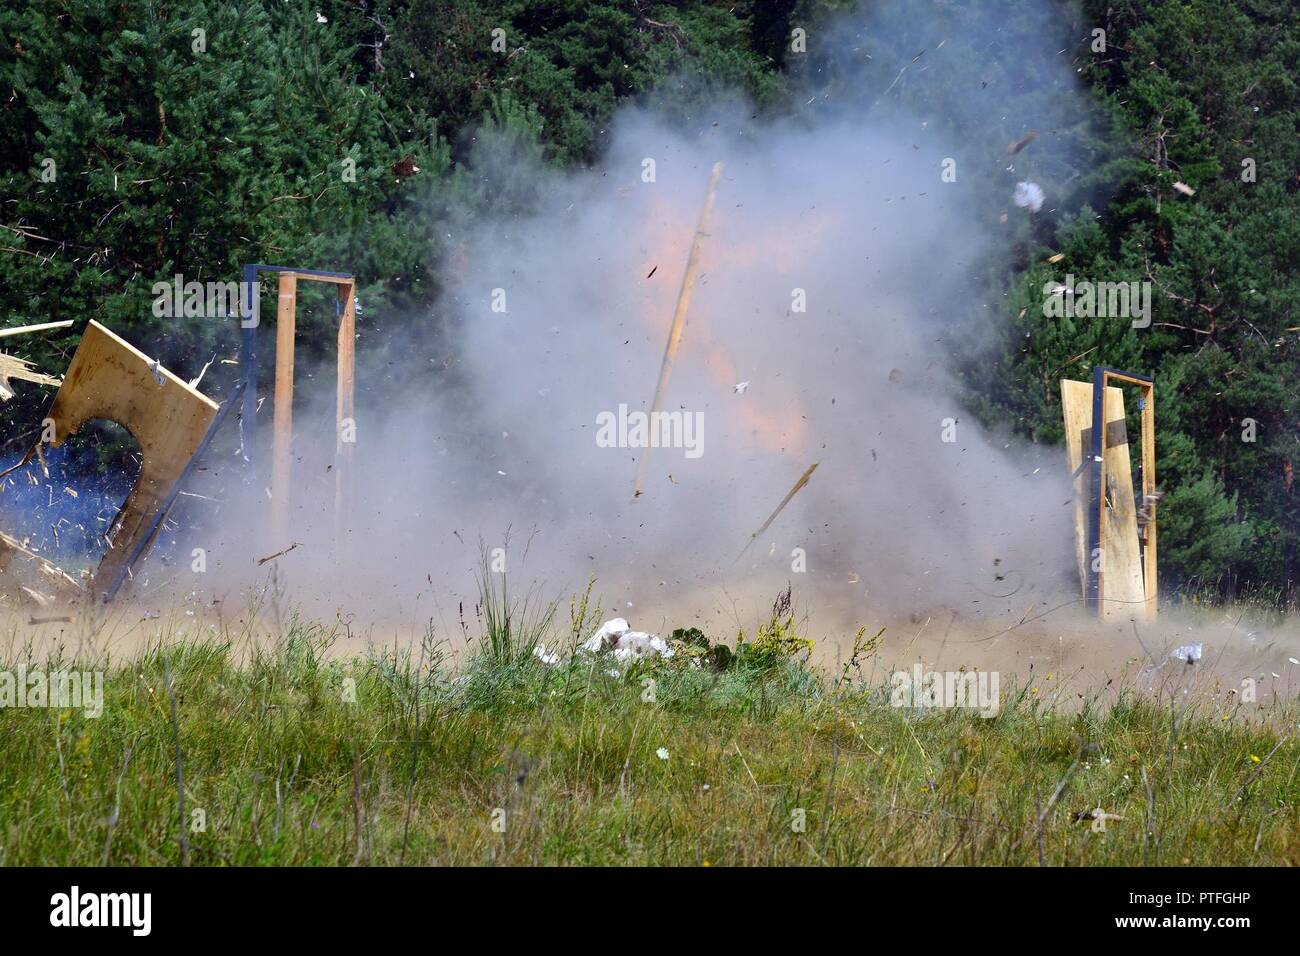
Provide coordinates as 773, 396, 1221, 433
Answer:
1, 583, 1297, 867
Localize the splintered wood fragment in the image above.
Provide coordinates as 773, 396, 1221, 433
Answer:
735, 462, 819, 562
38, 561, 81, 592
0, 320, 75, 339
257, 541, 302, 566
633, 161, 724, 500
19, 586, 52, 608
0, 352, 62, 401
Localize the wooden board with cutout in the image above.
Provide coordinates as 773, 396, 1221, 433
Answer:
44, 321, 219, 600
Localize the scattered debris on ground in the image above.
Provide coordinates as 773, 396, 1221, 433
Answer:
580, 617, 675, 662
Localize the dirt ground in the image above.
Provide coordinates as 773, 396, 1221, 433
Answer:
4, 566, 1297, 720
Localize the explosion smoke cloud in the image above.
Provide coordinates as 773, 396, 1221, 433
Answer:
154, 1, 1107, 623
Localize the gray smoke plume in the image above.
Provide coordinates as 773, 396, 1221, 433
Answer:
155, 0, 1107, 626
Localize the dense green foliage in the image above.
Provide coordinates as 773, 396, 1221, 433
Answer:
969, 0, 1299, 601
1, 0, 1296, 601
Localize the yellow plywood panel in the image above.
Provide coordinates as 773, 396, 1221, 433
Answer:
45, 321, 219, 599
1100, 386, 1146, 618
1060, 379, 1094, 597
1060, 379, 1147, 618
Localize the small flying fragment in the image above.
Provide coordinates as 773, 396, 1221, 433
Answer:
256, 542, 302, 566
1046, 253, 1064, 263
189, 355, 215, 389
735, 462, 819, 562
1013, 181, 1045, 212
1006, 130, 1039, 154
1072, 807, 1124, 826
1172, 181, 1196, 197
734, 381, 750, 394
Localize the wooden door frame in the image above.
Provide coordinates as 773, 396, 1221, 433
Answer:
1087, 366, 1156, 617
239, 264, 356, 547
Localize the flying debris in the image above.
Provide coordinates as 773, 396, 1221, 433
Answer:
736, 462, 820, 562
1006, 130, 1039, 154
1013, 181, 1045, 212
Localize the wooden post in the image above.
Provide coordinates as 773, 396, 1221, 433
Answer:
271, 273, 298, 545
633, 161, 723, 499
335, 282, 356, 548
1139, 385, 1157, 616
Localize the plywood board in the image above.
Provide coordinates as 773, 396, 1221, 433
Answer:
1060, 379, 1096, 597
1099, 386, 1146, 617
1061, 378, 1146, 617
1139, 387, 1157, 612
44, 321, 218, 599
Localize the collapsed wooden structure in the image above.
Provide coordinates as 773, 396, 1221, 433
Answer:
0, 264, 355, 607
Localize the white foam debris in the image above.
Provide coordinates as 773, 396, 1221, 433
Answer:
582, 617, 630, 653
581, 617, 674, 662
1013, 181, 1045, 212
1170, 643, 1203, 663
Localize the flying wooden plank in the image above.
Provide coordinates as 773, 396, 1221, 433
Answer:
0, 320, 75, 339
633, 162, 724, 500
